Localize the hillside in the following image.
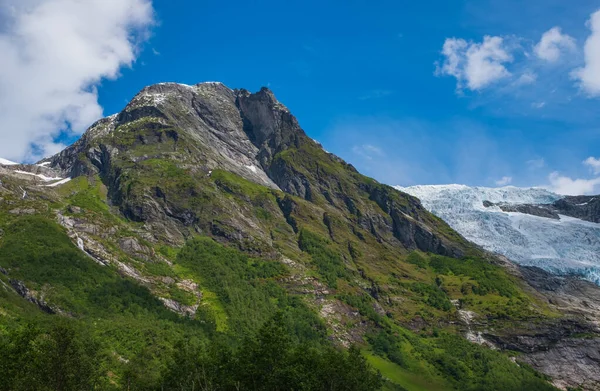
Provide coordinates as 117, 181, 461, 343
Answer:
0, 82, 599, 390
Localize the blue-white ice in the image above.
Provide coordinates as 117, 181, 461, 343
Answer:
396, 184, 600, 285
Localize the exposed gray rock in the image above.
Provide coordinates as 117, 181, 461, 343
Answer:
483, 195, 600, 224
8, 208, 36, 215
68, 205, 82, 214
498, 203, 560, 219
9, 280, 55, 314
118, 237, 155, 262
520, 338, 600, 391
480, 265, 600, 390
48, 83, 281, 191
159, 297, 198, 317
553, 195, 600, 223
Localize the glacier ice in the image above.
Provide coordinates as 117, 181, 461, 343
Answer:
396, 185, 600, 286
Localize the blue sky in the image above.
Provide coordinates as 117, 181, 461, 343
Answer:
2, 0, 600, 194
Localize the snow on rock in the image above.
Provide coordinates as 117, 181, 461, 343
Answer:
397, 184, 600, 285
14, 170, 62, 182
0, 158, 18, 165
76, 236, 85, 251
44, 178, 72, 187
245, 164, 258, 174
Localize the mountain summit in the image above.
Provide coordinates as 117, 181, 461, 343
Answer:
45, 81, 466, 256
0, 82, 599, 390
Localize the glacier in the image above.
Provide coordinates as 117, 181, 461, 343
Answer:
396, 184, 600, 285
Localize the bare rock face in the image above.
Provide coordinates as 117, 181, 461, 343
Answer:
485, 266, 600, 391
553, 195, 600, 223
9, 280, 55, 314
521, 338, 600, 391
484, 194, 600, 224
118, 237, 156, 262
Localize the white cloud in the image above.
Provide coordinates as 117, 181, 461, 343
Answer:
573, 10, 600, 96
352, 144, 385, 160
438, 36, 513, 91
515, 71, 537, 86
527, 158, 546, 169
495, 176, 513, 186
531, 101, 546, 109
0, 0, 154, 162
584, 156, 600, 174
534, 27, 576, 62
547, 171, 600, 195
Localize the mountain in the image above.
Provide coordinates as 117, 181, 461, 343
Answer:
397, 185, 600, 285
0, 82, 599, 390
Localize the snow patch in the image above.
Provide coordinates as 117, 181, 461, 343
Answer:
14, 170, 62, 182
44, 178, 72, 187
157, 82, 193, 88
245, 165, 258, 174
0, 158, 18, 165
76, 236, 85, 251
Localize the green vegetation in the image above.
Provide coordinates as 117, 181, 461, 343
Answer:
363, 326, 558, 391
0, 217, 381, 390
338, 293, 384, 324
416, 332, 556, 391
298, 228, 351, 288
0, 314, 382, 391
163, 313, 383, 391
59, 176, 110, 216
176, 237, 326, 341
408, 282, 453, 311
0, 320, 103, 391
429, 255, 517, 297
0, 187, 558, 390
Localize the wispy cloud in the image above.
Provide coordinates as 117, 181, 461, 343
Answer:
584, 156, 600, 174
320, 116, 525, 186
514, 71, 537, 86
352, 144, 385, 160
495, 176, 513, 186
531, 101, 546, 109
526, 158, 546, 169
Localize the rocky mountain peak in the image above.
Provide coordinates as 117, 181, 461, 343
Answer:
41, 80, 471, 257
